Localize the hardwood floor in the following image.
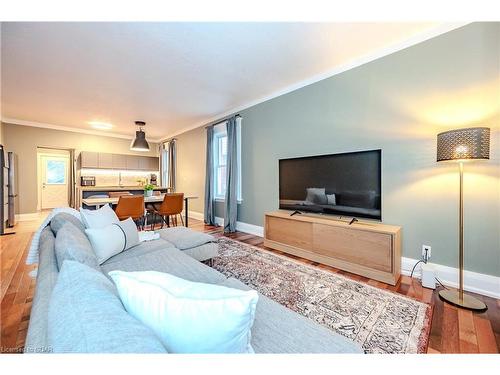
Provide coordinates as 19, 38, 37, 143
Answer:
1, 214, 499, 353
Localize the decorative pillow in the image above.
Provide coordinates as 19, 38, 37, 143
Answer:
48, 261, 167, 353
109, 270, 259, 353
305, 188, 327, 205
80, 204, 119, 229
50, 212, 86, 235
54, 222, 100, 271
85, 218, 140, 264
326, 193, 336, 206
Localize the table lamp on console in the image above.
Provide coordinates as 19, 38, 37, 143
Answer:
436, 127, 490, 311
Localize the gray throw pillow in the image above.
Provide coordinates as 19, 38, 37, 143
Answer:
50, 213, 86, 235
305, 188, 328, 205
54, 222, 100, 271
48, 260, 167, 353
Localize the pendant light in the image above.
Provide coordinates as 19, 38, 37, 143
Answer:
130, 121, 150, 152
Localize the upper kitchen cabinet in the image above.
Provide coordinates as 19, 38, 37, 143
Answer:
148, 156, 159, 170
80, 152, 159, 171
80, 151, 99, 168
126, 154, 140, 170
98, 153, 113, 169
112, 154, 127, 169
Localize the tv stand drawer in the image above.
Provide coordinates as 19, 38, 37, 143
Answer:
312, 224, 392, 272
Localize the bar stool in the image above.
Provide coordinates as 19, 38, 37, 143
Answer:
115, 195, 146, 229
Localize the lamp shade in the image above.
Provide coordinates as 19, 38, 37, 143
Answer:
130, 121, 150, 152
130, 129, 150, 152
437, 127, 490, 162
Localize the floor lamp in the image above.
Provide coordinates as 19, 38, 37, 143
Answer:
436, 127, 490, 311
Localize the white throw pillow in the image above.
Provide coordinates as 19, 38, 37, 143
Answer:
109, 270, 259, 353
80, 204, 119, 229
326, 193, 336, 206
85, 218, 140, 264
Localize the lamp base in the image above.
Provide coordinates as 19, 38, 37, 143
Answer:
439, 289, 487, 311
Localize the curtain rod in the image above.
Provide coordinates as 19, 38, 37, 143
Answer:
204, 114, 241, 129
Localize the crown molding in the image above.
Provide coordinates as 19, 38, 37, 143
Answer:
1, 117, 163, 143
159, 22, 470, 141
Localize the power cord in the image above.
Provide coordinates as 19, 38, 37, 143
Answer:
435, 277, 448, 289
410, 259, 425, 278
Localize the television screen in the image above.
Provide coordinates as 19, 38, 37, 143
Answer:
279, 149, 381, 220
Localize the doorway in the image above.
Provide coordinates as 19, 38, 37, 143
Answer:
37, 148, 71, 210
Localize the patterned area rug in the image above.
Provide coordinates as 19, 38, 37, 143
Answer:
211, 238, 432, 354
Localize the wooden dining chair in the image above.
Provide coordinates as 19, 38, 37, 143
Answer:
150, 193, 184, 230
114, 195, 146, 229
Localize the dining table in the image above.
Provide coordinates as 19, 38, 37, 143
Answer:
81, 194, 199, 227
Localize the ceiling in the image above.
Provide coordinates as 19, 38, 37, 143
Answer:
1, 22, 463, 140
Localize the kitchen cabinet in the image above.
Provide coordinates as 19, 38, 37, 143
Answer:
126, 155, 140, 170
80, 151, 99, 168
80, 151, 158, 171
149, 156, 159, 170
98, 153, 113, 169
112, 154, 127, 169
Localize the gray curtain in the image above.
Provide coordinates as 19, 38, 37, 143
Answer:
224, 116, 238, 233
159, 143, 168, 188
167, 139, 176, 191
204, 126, 215, 225
69, 149, 77, 208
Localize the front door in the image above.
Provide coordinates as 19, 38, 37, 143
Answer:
40, 155, 69, 209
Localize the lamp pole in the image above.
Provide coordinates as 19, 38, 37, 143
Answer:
459, 161, 464, 303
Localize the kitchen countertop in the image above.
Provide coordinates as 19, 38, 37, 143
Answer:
78, 186, 170, 191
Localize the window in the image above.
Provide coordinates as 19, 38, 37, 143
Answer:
213, 120, 242, 201
46, 160, 66, 184
161, 144, 169, 187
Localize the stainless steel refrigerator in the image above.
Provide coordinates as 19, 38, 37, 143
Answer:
7, 151, 18, 227
0, 145, 17, 235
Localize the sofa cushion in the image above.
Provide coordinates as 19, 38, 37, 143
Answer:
54, 222, 100, 271
183, 242, 219, 262
157, 226, 215, 250
50, 212, 86, 235
101, 238, 176, 265
101, 245, 227, 285
109, 270, 258, 353
47, 260, 167, 353
220, 277, 363, 353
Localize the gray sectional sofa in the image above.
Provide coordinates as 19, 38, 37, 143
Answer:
25, 213, 362, 354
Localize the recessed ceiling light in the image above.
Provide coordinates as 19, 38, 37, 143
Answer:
88, 121, 113, 130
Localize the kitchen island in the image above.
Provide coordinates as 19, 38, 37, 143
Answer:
76, 186, 171, 207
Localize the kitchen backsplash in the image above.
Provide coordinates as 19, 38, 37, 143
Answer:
81, 170, 158, 187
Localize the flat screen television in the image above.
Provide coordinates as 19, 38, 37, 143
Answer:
279, 149, 382, 220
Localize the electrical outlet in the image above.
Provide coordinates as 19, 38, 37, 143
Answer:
422, 245, 432, 261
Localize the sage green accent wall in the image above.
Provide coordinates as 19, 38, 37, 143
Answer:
2, 123, 159, 215
178, 23, 500, 276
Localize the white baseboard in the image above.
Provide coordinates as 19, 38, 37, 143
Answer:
214, 216, 264, 237
187, 211, 500, 299
187, 211, 204, 221
15, 212, 41, 221
402, 257, 499, 299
